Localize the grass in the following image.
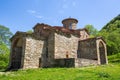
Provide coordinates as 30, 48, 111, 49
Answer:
0, 54, 120, 80
108, 53, 120, 63
0, 64, 120, 80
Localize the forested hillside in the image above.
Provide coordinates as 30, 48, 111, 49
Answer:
102, 14, 120, 30
98, 14, 120, 55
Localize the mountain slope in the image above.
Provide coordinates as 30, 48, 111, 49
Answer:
102, 14, 120, 31
98, 14, 120, 55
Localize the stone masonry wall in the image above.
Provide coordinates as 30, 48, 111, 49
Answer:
47, 32, 55, 67
75, 58, 98, 67
54, 33, 78, 59
79, 30, 89, 40
23, 37, 46, 69
78, 38, 98, 60
55, 58, 75, 67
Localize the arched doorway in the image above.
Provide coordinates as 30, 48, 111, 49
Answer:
11, 38, 23, 69
99, 41, 106, 64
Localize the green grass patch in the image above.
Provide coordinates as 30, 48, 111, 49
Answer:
0, 54, 120, 80
108, 53, 120, 63
0, 63, 120, 80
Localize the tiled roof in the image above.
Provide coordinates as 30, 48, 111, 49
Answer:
11, 23, 90, 40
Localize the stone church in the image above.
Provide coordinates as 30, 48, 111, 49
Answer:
8, 18, 108, 70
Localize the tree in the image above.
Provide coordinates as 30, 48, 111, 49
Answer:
26, 30, 33, 34
97, 28, 120, 55
0, 42, 9, 70
107, 29, 120, 54
0, 25, 12, 70
0, 25, 13, 46
102, 14, 120, 31
99, 14, 120, 55
85, 24, 98, 37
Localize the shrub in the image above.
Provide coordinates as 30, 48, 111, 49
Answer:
97, 72, 111, 78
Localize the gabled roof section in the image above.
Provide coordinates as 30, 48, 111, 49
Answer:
33, 24, 81, 37
79, 36, 106, 43
10, 31, 33, 41
33, 23, 51, 29
44, 26, 81, 36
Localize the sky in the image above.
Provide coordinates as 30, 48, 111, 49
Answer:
0, 0, 120, 34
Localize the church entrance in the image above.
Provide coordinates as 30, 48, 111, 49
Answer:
99, 41, 106, 64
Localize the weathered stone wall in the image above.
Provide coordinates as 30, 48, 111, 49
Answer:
47, 32, 55, 67
75, 58, 98, 67
78, 38, 98, 60
54, 33, 78, 59
54, 58, 98, 68
79, 30, 89, 40
23, 37, 46, 69
54, 58, 75, 67
9, 37, 26, 69
9, 19, 108, 70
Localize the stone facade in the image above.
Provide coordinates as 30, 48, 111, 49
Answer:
8, 18, 108, 70
23, 37, 45, 68
75, 58, 98, 67
54, 33, 78, 59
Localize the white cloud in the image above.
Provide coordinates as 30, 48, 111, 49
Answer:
27, 9, 43, 19
27, 10, 36, 14
58, 0, 77, 14
35, 15, 43, 19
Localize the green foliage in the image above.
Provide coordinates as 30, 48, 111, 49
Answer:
108, 53, 120, 63
26, 30, 33, 34
102, 14, 120, 31
0, 25, 11, 70
0, 42, 9, 54
0, 64, 120, 80
0, 25, 13, 46
97, 72, 111, 78
98, 14, 120, 55
85, 24, 98, 37
0, 42, 9, 70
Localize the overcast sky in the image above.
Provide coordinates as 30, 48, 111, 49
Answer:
0, 0, 120, 33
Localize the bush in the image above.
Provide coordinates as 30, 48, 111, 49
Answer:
97, 72, 111, 78
0, 61, 8, 69
0, 43, 9, 70
108, 53, 120, 63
